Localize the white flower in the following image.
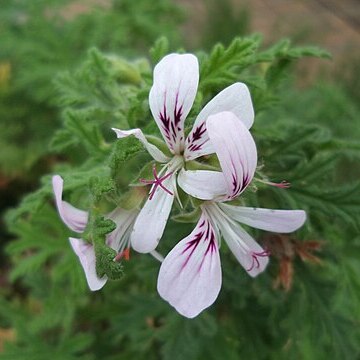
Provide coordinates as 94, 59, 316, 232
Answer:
52, 175, 141, 291
157, 112, 307, 318
112, 53, 254, 254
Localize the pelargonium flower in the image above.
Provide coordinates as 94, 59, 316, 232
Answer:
112, 53, 254, 254
157, 112, 307, 318
52, 175, 140, 291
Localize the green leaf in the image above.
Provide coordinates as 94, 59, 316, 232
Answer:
199, 35, 261, 94
149, 36, 170, 64
62, 110, 108, 156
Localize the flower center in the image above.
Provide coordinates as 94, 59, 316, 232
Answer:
247, 249, 271, 272
140, 165, 174, 200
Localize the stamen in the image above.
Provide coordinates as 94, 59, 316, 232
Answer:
246, 249, 271, 272
139, 165, 174, 200
113, 248, 130, 262
268, 180, 291, 188
258, 178, 291, 189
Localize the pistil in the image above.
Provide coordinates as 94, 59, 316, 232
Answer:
140, 165, 174, 200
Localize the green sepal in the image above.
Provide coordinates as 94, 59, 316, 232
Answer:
145, 135, 172, 157
84, 215, 124, 280
83, 215, 116, 244
172, 207, 201, 223
109, 136, 145, 186
94, 243, 124, 280
185, 160, 219, 172
131, 161, 155, 185
118, 188, 147, 210
174, 181, 190, 210
88, 176, 115, 204
106, 55, 146, 85
110, 135, 144, 166
190, 197, 204, 208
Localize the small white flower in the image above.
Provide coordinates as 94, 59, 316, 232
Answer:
52, 175, 139, 291
157, 113, 307, 318
113, 53, 254, 254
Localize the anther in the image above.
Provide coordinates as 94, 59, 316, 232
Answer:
113, 248, 130, 262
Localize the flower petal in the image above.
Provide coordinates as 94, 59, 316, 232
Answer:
206, 204, 268, 277
206, 111, 257, 200
219, 204, 307, 233
105, 208, 138, 251
184, 83, 254, 160
131, 175, 175, 253
112, 127, 169, 163
69, 237, 107, 291
149, 53, 199, 155
157, 213, 221, 318
177, 169, 227, 200
52, 175, 88, 233
221, 220, 269, 277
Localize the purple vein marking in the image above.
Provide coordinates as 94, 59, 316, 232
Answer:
174, 93, 183, 126
228, 155, 252, 199
246, 249, 270, 272
190, 123, 206, 142
180, 218, 217, 272
186, 123, 208, 153
158, 92, 183, 150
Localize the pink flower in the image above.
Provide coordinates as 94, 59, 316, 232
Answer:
157, 112, 307, 318
52, 175, 140, 290
112, 53, 254, 254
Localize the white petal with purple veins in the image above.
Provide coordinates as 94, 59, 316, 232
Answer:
149, 54, 199, 155
177, 169, 227, 200
105, 208, 138, 251
219, 204, 307, 233
206, 112, 257, 200
69, 237, 107, 291
112, 128, 169, 163
52, 175, 89, 233
184, 83, 254, 160
131, 175, 175, 253
157, 213, 222, 318
225, 225, 269, 277
210, 207, 269, 277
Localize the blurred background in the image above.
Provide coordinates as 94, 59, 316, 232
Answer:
0, 0, 359, 357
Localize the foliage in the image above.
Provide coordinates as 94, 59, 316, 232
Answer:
200, 0, 251, 50
0, 0, 183, 178
2, 33, 360, 360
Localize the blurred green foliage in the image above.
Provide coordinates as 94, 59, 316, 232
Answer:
0, 0, 183, 178
2, 32, 360, 359
1, 1, 360, 359
201, 0, 250, 50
